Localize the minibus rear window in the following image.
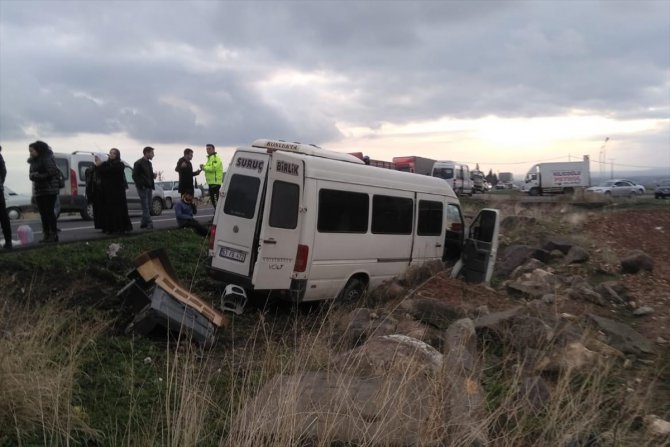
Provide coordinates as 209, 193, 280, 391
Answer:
269, 181, 299, 229
224, 174, 260, 219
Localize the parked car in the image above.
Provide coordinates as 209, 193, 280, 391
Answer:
620, 179, 646, 193
52, 151, 165, 220
586, 179, 645, 197
655, 179, 670, 199
3, 187, 33, 220
155, 181, 202, 209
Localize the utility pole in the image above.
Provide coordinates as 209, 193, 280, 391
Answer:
599, 137, 610, 180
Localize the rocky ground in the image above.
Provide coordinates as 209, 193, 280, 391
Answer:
420, 206, 669, 343
233, 205, 670, 445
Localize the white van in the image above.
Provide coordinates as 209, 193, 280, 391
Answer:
208, 140, 499, 314
432, 161, 473, 196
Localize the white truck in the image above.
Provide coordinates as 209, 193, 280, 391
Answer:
522, 156, 591, 196
208, 139, 501, 314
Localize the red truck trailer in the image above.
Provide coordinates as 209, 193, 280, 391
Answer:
392, 156, 436, 175
348, 152, 395, 169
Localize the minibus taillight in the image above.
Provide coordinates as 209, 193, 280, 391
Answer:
294, 245, 309, 272
70, 169, 78, 196
208, 225, 217, 250
450, 222, 463, 232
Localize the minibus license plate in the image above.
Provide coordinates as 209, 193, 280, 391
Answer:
219, 246, 247, 262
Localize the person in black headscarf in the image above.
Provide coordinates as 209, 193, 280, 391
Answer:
85, 153, 107, 230
97, 148, 132, 234
27, 140, 60, 243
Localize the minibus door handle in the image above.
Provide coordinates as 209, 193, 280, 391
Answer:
435, 243, 443, 248
263, 238, 277, 245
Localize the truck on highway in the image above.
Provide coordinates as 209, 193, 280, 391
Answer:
392, 156, 436, 175
431, 160, 473, 196
348, 152, 395, 169
521, 156, 591, 196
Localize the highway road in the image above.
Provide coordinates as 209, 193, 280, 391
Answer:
6, 205, 215, 248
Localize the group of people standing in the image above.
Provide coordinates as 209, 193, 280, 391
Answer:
173, 144, 223, 236
0, 141, 225, 248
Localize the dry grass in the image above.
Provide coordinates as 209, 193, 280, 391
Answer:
0, 299, 107, 445
0, 295, 664, 446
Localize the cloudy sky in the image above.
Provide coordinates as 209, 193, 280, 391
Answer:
1, 0, 669, 193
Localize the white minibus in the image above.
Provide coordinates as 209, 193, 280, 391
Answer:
208, 140, 499, 314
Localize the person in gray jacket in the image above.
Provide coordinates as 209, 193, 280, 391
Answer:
28, 140, 60, 243
132, 146, 156, 229
0, 145, 12, 249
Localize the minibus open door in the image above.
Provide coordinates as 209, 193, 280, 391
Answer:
451, 208, 500, 284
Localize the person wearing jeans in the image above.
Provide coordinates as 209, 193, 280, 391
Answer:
200, 143, 223, 208
27, 140, 60, 243
132, 146, 156, 229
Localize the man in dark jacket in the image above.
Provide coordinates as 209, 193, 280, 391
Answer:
175, 148, 201, 196
132, 146, 156, 229
0, 145, 12, 249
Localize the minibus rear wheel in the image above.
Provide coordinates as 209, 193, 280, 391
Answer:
338, 277, 367, 303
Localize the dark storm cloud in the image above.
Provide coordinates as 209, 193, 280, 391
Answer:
0, 0, 667, 146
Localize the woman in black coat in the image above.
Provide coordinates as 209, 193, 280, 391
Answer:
28, 140, 60, 243
97, 148, 132, 234
85, 154, 107, 230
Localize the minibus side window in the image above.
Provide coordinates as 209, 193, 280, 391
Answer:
269, 181, 299, 229
224, 174, 261, 219
317, 189, 368, 233
372, 195, 413, 235
417, 200, 443, 236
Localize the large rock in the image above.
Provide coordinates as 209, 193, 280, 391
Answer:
442, 318, 488, 445
332, 334, 443, 376
334, 308, 398, 348
496, 245, 536, 278
588, 314, 655, 355
506, 269, 562, 299
564, 245, 590, 264
235, 320, 488, 446
534, 342, 600, 373
231, 371, 440, 446
542, 236, 576, 254
510, 258, 547, 280
474, 306, 524, 332
596, 281, 627, 305
399, 297, 463, 330
566, 282, 606, 306
620, 250, 654, 274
